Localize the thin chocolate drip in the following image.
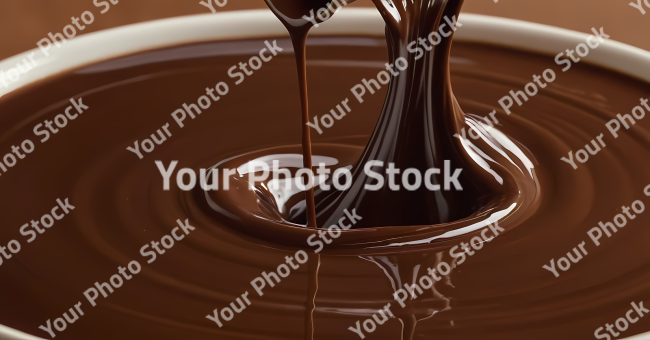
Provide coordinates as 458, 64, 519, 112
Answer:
261, 3, 337, 340
291, 31, 318, 230
293, 33, 320, 340
262, 0, 328, 229
305, 253, 320, 340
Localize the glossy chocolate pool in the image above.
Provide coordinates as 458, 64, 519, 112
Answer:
0, 36, 649, 339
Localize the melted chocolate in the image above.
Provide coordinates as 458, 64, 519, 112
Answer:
263, 0, 336, 230
0, 17, 649, 340
264, 0, 536, 230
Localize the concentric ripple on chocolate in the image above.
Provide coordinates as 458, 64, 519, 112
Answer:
0, 36, 649, 339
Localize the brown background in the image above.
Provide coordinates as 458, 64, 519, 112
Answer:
0, 0, 648, 61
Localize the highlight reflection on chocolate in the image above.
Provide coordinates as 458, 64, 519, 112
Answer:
0, 4, 650, 340
259, 0, 537, 230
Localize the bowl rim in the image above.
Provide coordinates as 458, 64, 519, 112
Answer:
0, 8, 648, 340
0, 9, 649, 99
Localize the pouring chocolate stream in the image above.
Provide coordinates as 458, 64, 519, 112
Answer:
259, 2, 537, 339
261, 0, 536, 230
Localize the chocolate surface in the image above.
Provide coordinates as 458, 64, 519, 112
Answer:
0, 35, 649, 339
